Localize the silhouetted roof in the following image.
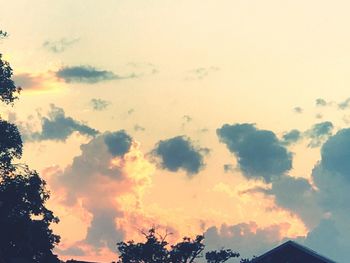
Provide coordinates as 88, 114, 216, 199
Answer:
251, 240, 337, 263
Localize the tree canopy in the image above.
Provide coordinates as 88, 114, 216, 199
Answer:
0, 30, 60, 263
116, 228, 253, 263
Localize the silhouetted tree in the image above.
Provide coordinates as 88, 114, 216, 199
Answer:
205, 249, 240, 263
0, 30, 60, 263
117, 228, 168, 263
116, 228, 246, 263
169, 235, 205, 262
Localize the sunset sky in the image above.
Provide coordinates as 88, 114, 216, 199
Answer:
1, 1, 350, 262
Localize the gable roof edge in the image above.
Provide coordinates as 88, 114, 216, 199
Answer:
251, 240, 337, 263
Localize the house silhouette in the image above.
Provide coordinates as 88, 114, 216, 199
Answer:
251, 240, 336, 263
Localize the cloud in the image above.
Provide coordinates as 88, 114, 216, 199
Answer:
304, 219, 346, 262
342, 115, 350, 124
269, 176, 321, 228
134, 124, 145, 132
47, 131, 154, 253
12, 72, 59, 92
204, 222, 284, 259
104, 130, 132, 157
223, 164, 235, 173
318, 128, 350, 180
185, 66, 220, 80
305, 129, 350, 262
198, 128, 209, 133
25, 104, 98, 141
315, 113, 323, 119
56, 65, 136, 84
181, 115, 193, 129
263, 129, 350, 262
85, 210, 123, 250
13, 73, 44, 90
126, 62, 158, 76
217, 123, 292, 182
239, 174, 321, 228
152, 136, 208, 175
281, 129, 302, 146
315, 98, 328, 107
280, 122, 333, 148
90, 98, 110, 111
55, 246, 86, 256
183, 115, 192, 123
43, 38, 79, 53
48, 133, 126, 250
127, 108, 135, 115
204, 220, 345, 262
338, 98, 350, 110
305, 121, 333, 148
213, 127, 350, 263
293, 107, 303, 113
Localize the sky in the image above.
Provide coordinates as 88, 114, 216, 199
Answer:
1, 0, 350, 262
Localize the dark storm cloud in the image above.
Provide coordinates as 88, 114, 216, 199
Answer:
104, 130, 132, 157
281, 129, 302, 146
27, 104, 98, 141
217, 123, 292, 182
306, 121, 333, 148
90, 98, 111, 111
43, 38, 79, 53
152, 136, 208, 175
56, 65, 137, 83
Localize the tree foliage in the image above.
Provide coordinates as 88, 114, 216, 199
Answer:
205, 249, 240, 263
0, 30, 60, 263
0, 53, 21, 104
116, 228, 252, 263
0, 119, 22, 170
0, 166, 60, 263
